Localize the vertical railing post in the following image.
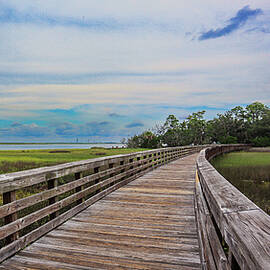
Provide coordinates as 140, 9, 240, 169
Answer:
153, 153, 157, 168
75, 172, 83, 205
157, 152, 161, 165
149, 154, 153, 168
143, 155, 147, 168
94, 167, 100, 194
129, 158, 134, 176
3, 191, 19, 245
108, 163, 115, 186
47, 178, 58, 220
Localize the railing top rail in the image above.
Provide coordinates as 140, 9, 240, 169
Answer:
0, 145, 201, 194
196, 144, 270, 270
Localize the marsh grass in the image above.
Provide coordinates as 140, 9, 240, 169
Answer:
0, 148, 147, 174
211, 152, 270, 214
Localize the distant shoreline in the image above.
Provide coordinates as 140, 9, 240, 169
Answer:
0, 142, 121, 145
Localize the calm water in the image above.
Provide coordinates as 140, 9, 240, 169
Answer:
0, 143, 124, 150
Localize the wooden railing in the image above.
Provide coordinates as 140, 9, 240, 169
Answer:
196, 145, 270, 270
0, 145, 203, 263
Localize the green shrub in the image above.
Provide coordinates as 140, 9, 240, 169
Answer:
251, 136, 270, 147
219, 136, 238, 144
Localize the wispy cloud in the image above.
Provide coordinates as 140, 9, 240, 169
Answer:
125, 122, 144, 128
0, 3, 122, 31
0, 3, 181, 33
108, 113, 125, 118
0, 122, 50, 137
0, 71, 201, 85
199, 6, 263, 40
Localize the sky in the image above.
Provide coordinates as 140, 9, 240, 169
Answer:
0, 0, 270, 142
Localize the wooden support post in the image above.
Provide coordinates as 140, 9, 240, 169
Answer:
3, 191, 18, 244
149, 154, 152, 168
94, 167, 100, 194
109, 163, 114, 187
47, 179, 58, 220
137, 157, 141, 173
153, 153, 157, 168
3, 191, 19, 245
120, 160, 125, 174
75, 172, 83, 205
129, 158, 134, 176
143, 156, 147, 167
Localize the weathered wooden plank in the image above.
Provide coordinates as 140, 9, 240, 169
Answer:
53, 227, 198, 246
60, 221, 199, 245
48, 229, 200, 252
6, 255, 93, 270
96, 199, 195, 210
15, 245, 201, 270
223, 210, 270, 270
36, 236, 201, 266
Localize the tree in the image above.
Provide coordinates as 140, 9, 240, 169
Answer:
123, 102, 270, 148
126, 131, 160, 148
186, 111, 206, 145
246, 102, 268, 124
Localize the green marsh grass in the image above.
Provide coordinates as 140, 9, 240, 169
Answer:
0, 148, 147, 205
211, 151, 270, 214
0, 148, 147, 174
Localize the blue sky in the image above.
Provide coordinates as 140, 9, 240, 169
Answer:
0, 0, 270, 142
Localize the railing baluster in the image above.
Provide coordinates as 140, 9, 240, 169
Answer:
3, 191, 18, 245
47, 178, 58, 220
75, 172, 83, 205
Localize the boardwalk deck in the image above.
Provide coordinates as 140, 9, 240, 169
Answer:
1, 154, 201, 270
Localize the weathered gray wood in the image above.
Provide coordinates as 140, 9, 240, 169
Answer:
194, 176, 217, 270
0, 146, 204, 265
0, 156, 154, 218
75, 172, 83, 205
3, 191, 19, 244
1, 154, 202, 269
196, 144, 270, 270
0, 162, 154, 240
0, 167, 153, 263
47, 178, 58, 220
223, 210, 270, 270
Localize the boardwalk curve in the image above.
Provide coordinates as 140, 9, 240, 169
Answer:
1, 154, 201, 269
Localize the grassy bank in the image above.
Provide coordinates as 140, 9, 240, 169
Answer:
212, 151, 270, 167
0, 148, 147, 174
211, 151, 270, 214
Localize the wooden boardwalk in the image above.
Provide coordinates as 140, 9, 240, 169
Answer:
1, 154, 201, 270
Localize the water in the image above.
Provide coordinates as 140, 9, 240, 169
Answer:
0, 143, 124, 150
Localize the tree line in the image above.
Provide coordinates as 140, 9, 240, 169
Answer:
124, 102, 270, 148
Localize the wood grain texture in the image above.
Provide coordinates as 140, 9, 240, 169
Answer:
1, 154, 202, 269
197, 145, 270, 270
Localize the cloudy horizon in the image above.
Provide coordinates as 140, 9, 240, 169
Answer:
1, 1, 270, 142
